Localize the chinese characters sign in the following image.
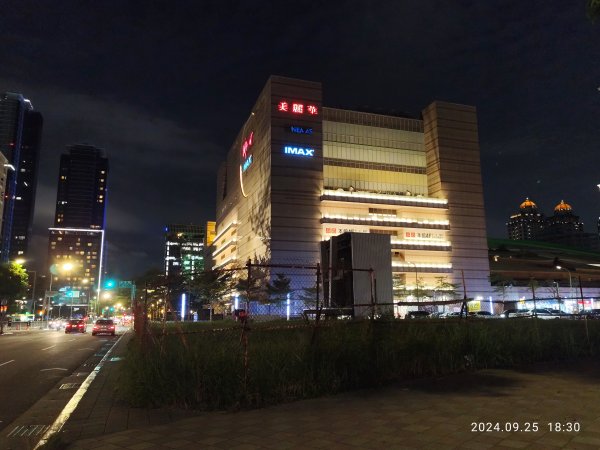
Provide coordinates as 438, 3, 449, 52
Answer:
278, 100, 318, 115
241, 131, 254, 172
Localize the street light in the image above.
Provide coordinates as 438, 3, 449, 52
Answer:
556, 265, 574, 311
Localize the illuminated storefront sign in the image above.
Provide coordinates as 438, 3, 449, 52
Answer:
324, 226, 367, 235
290, 126, 313, 134
242, 155, 253, 172
278, 101, 319, 115
284, 146, 315, 157
403, 231, 444, 240
241, 131, 254, 172
239, 131, 255, 198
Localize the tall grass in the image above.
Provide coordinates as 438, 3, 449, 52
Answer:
119, 319, 600, 410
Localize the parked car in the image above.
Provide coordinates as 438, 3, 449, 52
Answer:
405, 310, 430, 319
528, 308, 559, 320
500, 309, 529, 318
549, 309, 571, 318
469, 311, 495, 318
578, 309, 600, 320
65, 319, 86, 333
92, 318, 116, 336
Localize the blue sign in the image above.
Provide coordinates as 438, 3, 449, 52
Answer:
242, 155, 253, 172
284, 146, 315, 157
290, 126, 313, 135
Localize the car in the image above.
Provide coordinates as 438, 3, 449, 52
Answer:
578, 309, 600, 320
469, 311, 495, 318
527, 308, 559, 320
549, 309, 571, 318
500, 309, 529, 318
441, 311, 462, 318
405, 310, 431, 319
65, 319, 86, 333
92, 319, 116, 336
49, 319, 65, 330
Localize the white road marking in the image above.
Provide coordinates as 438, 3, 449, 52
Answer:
78, 347, 94, 350
34, 331, 128, 449
0, 360, 15, 367
40, 368, 68, 371
41, 345, 56, 351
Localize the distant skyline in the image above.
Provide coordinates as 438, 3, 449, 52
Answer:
1, 1, 598, 277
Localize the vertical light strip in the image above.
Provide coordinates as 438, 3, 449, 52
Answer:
96, 230, 105, 315
286, 293, 290, 321
181, 293, 186, 320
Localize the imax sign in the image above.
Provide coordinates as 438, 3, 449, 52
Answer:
283, 146, 315, 157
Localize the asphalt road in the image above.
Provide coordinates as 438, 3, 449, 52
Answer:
0, 325, 120, 433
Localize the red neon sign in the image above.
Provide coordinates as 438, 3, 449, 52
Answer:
278, 100, 318, 116
241, 131, 254, 158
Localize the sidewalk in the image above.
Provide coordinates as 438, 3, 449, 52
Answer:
58, 331, 196, 444
57, 354, 600, 449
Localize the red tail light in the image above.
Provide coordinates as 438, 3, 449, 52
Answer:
78, 324, 84, 327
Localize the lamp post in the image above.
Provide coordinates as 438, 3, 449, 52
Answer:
556, 265, 573, 312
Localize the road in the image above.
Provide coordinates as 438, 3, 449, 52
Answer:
0, 324, 122, 433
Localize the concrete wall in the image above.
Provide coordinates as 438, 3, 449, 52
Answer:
422, 102, 492, 298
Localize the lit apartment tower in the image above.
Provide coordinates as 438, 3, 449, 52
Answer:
506, 198, 545, 240
47, 144, 108, 313
164, 224, 205, 279
0, 93, 42, 262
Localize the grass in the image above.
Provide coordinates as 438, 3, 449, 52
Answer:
119, 318, 600, 411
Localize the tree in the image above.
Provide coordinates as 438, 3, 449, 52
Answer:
188, 269, 235, 320
489, 274, 514, 306
0, 262, 29, 333
265, 273, 292, 314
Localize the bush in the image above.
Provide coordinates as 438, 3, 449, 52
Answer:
119, 318, 600, 410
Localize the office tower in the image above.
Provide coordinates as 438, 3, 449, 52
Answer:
0, 92, 42, 262
47, 144, 108, 316
164, 224, 206, 279
9, 109, 43, 260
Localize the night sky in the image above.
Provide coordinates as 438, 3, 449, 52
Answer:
2, 1, 599, 278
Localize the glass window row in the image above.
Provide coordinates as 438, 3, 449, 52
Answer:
324, 158, 426, 174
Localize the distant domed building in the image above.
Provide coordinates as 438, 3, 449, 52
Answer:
506, 197, 545, 240
507, 198, 600, 251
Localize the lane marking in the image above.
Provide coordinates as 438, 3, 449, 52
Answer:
40, 368, 68, 372
34, 331, 128, 449
41, 345, 56, 351
0, 360, 15, 367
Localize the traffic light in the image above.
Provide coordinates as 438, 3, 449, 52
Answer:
104, 279, 116, 289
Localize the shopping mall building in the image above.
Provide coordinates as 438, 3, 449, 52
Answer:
213, 76, 492, 312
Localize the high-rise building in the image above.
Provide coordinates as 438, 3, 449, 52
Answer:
213, 76, 492, 316
9, 109, 43, 260
164, 224, 206, 279
0, 92, 42, 263
506, 198, 545, 240
47, 144, 109, 315
506, 198, 599, 250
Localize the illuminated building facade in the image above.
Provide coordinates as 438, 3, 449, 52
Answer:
164, 224, 205, 279
47, 144, 108, 313
214, 76, 491, 312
